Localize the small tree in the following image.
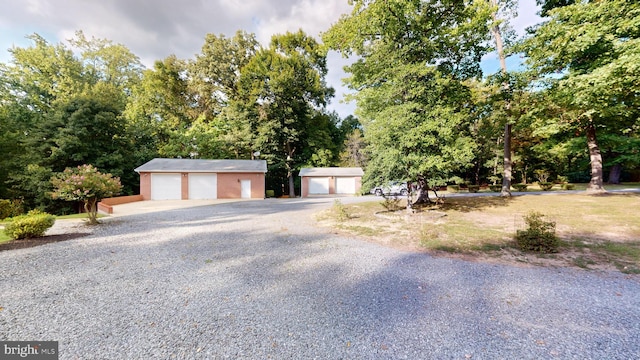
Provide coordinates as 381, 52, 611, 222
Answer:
51, 164, 122, 224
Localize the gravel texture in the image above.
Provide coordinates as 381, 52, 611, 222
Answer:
1, 197, 639, 359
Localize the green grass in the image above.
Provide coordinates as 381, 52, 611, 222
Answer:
0, 231, 11, 244
335, 191, 640, 271
56, 213, 105, 220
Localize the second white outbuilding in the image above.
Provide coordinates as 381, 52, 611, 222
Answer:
299, 167, 364, 197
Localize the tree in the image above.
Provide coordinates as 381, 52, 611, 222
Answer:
520, 0, 640, 192
190, 31, 259, 121
124, 55, 197, 160
51, 164, 122, 224
4, 34, 85, 114
3, 33, 143, 208
340, 129, 368, 167
323, 0, 492, 205
27, 96, 136, 193
486, 0, 518, 196
68, 30, 144, 109
238, 30, 334, 197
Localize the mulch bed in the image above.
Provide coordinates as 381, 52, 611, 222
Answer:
0, 233, 91, 252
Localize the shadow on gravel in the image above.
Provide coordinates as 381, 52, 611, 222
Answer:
3, 197, 639, 359
0, 233, 91, 252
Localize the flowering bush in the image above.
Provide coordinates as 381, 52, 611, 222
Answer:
51, 165, 122, 224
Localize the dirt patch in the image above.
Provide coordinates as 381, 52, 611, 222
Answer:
0, 233, 91, 252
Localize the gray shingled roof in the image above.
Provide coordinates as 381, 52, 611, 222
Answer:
135, 158, 267, 173
299, 167, 364, 177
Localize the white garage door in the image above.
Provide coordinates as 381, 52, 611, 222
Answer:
308, 177, 329, 194
151, 173, 182, 200
336, 177, 356, 194
189, 173, 217, 200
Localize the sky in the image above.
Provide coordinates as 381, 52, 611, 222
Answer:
0, 0, 542, 118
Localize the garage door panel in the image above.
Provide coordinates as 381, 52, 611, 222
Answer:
336, 177, 356, 194
309, 177, 329, 194
151, 174, 181, 200
189, 173, 217, 200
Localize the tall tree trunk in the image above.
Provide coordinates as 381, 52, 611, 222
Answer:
411, 175, 431, 206
586, 122, 606, 193
490, 0, 512, 197
288, 174, 296, 198
608, 163, 622, 184
501, 123, 512, 195
286, 143, 296, 197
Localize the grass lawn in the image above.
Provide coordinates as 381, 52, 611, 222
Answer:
319, 190, 640, 273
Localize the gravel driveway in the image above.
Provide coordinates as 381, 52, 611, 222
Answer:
1, 197, 639, 359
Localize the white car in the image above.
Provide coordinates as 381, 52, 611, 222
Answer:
370, 181, 408, 196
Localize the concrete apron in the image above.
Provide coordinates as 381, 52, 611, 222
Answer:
106, 199, 250, 217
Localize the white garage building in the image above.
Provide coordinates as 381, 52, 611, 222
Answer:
299, 167, 364, 197
135, 158, 267, 200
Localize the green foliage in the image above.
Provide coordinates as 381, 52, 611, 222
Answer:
324, 0, 493, 195
468, 185, 480, 193
51, 164, 122, 224
489, 185, 502, 192
448, 185, 460, 193
4, 210, 56, 240
265, 190, 275, 198
7, 164, 62, 213
380, 195, 402, 212
332, 199, 351, 222
515, 212, 559, 253
520, 0, 640, 190
562, 183, 576, 190
238, 30, 335, 196
0, 199, 24, 220
539, 182, 554, 191
512, 184, 528, 192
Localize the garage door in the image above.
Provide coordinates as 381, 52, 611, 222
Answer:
336, 177, 356, 194
308, 177, 329, 194
189, 173, 217, 199
151, 173, 182, 200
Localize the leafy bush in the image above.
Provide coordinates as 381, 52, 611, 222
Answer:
332, 199, 351, 221
265, 190, 275, 198
512, 184, 528, 192
467, 185, 480, 193
515, 212, 559, 253
0, 199, 24, 220
534, 170, 550, 183
447, 185, 460, 193
562, 183, 576, 190
380, 195, 402, 212
4, 210, 56, 240
489, 185, 502, 192
539, 182, 554, 191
